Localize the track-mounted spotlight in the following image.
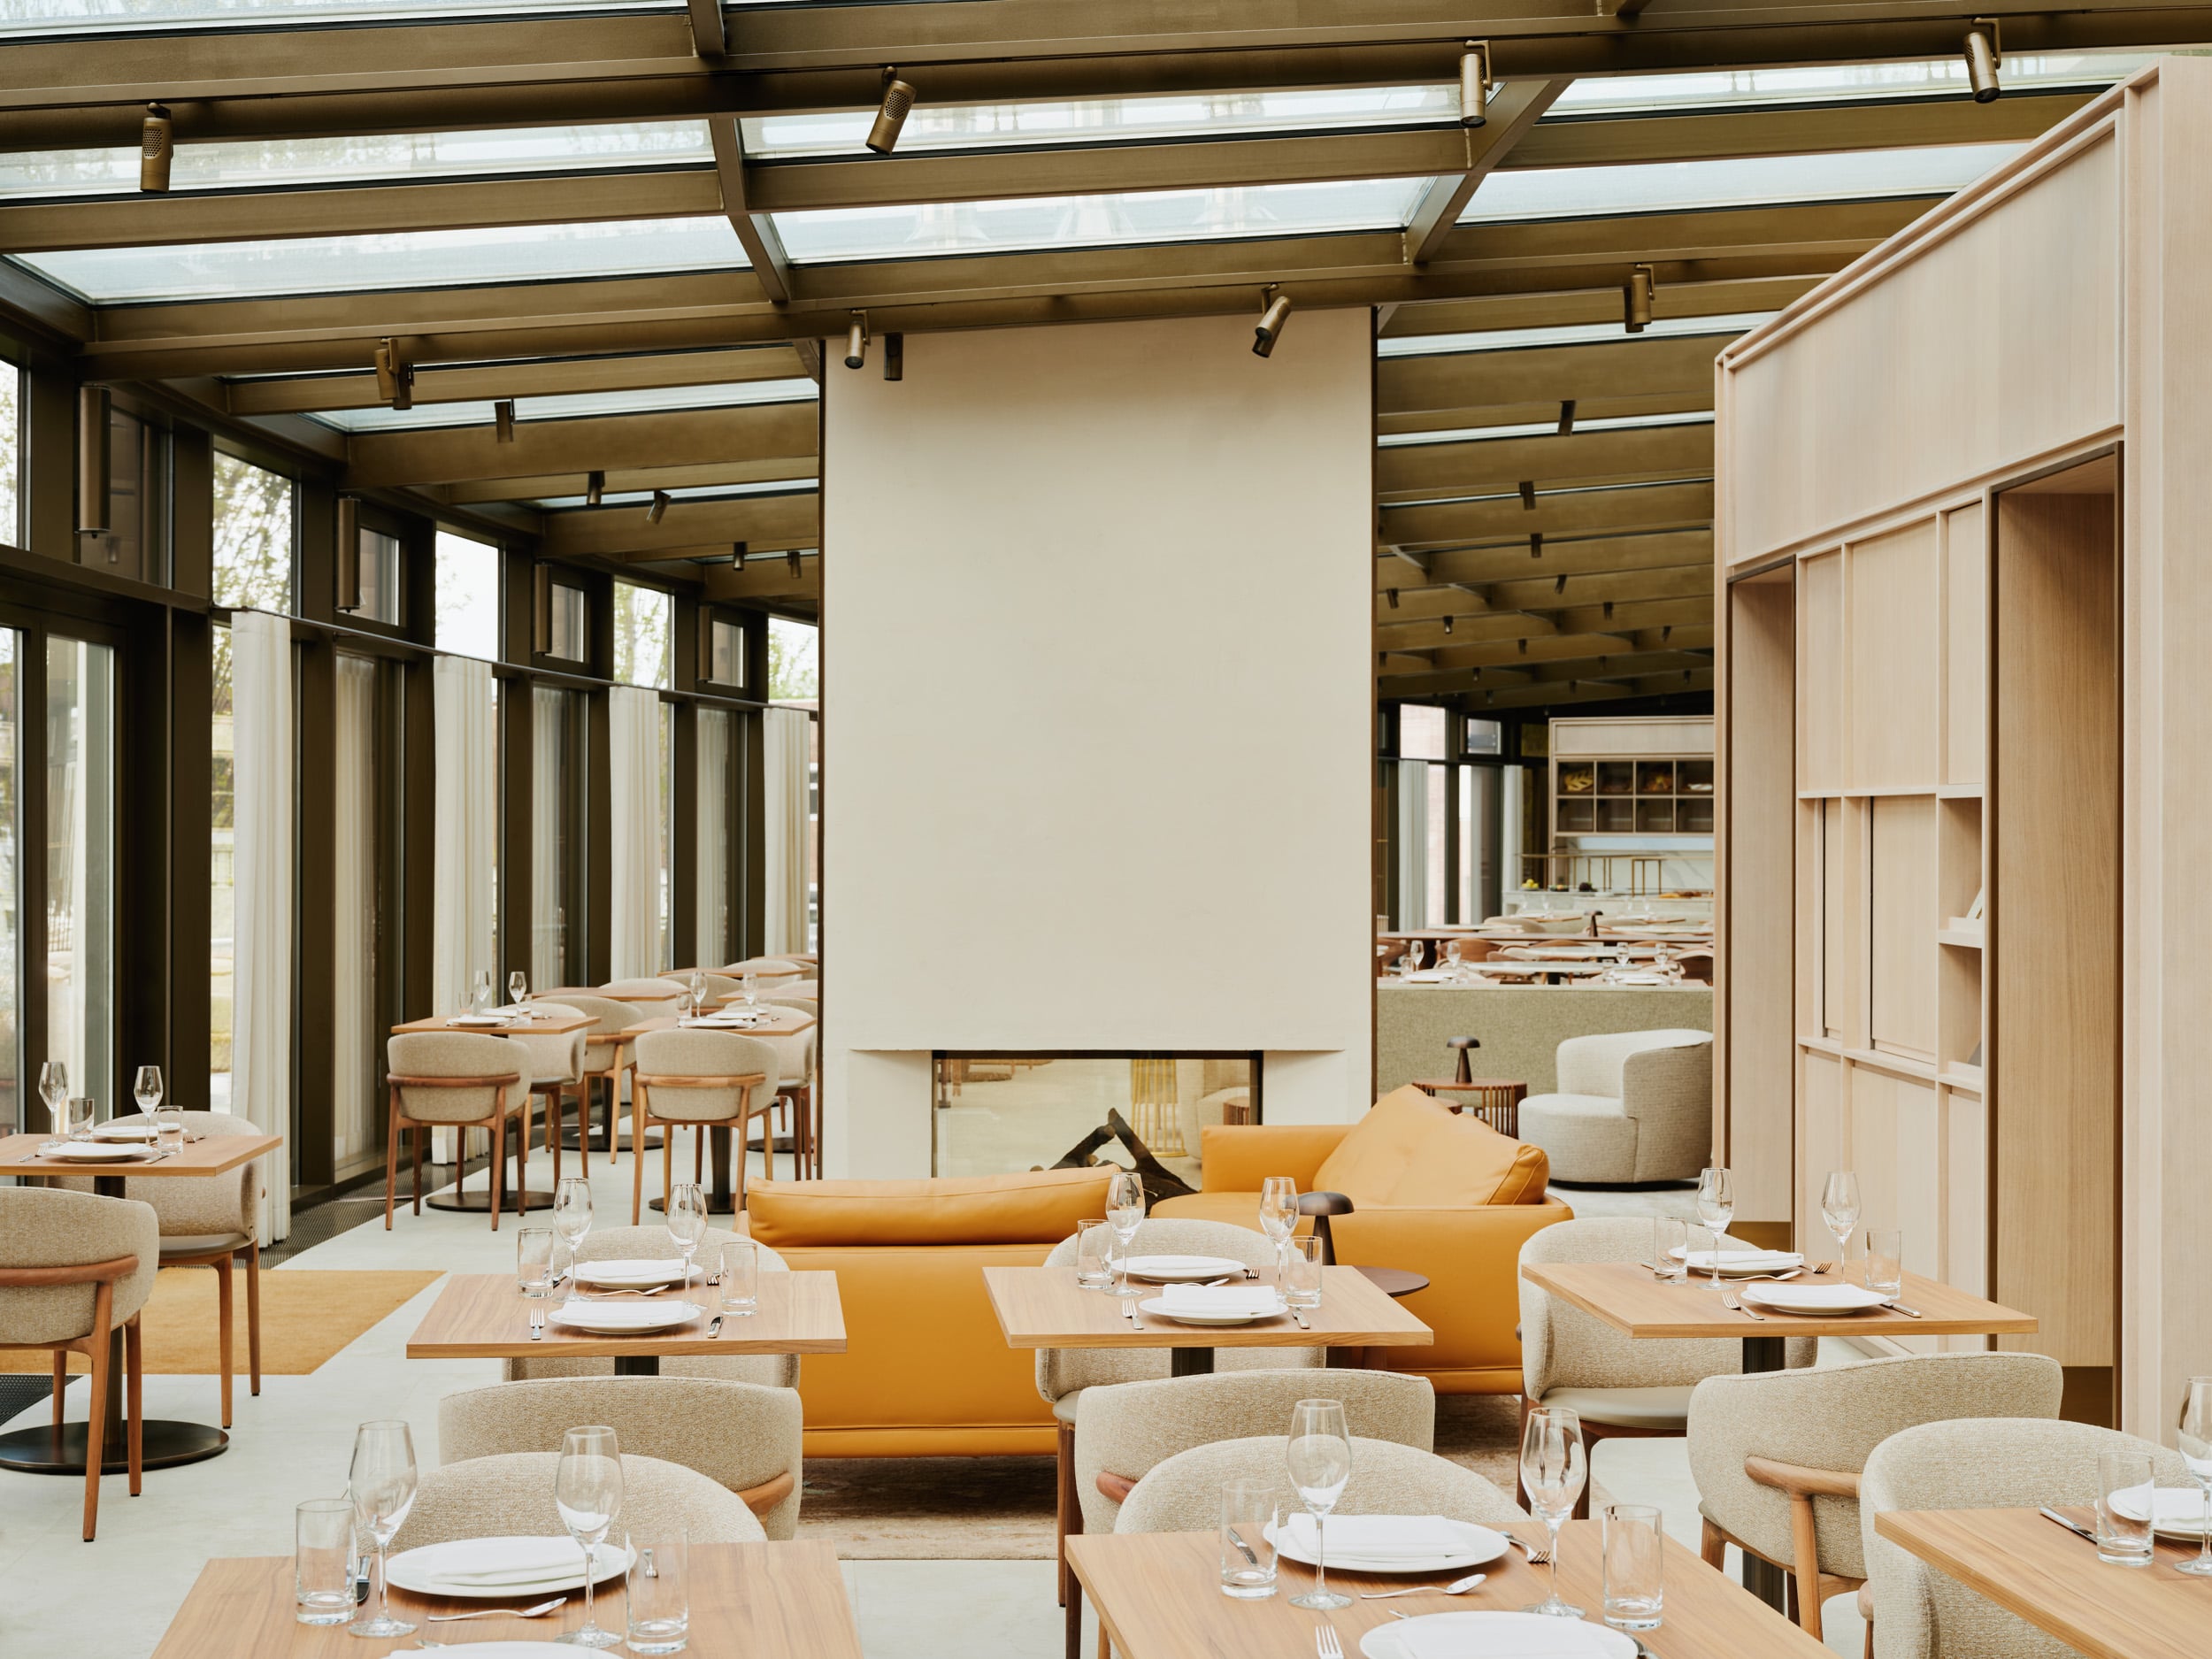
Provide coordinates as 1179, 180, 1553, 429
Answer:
585, 470, 604, 507
1386, 588, 1399, 610
1253, 285, 1293, 358
647, 489, 670, 524
883, 332, 904, 381
1624, 264, 1655, 333
140, 104, 173, 192
1557, 400, 1576, 435
493, 399, 515, 443
1531, 533, 1543, 558
373, 337, 412, 410
867, 67, 917, 155
1443, 614, 1454, 635
1459, 42, 1492, 127
844, 311, 869, 370
1965, 19, 2002, 102
1518, 480, 1537, 511
732, 541, 749, 567
787, 549, 803, 578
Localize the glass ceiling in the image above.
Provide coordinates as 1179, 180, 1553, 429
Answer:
0, 0, 685, 35
1380, 312, 1778, 358
1380, 410, 1714, 449
1549, 50, 2169, 115
312, 380, 818, 434
534, 480, 818, 510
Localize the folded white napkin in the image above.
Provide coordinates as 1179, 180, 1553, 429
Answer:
1393, 1617, 1621, 1657
1156, 1284, 1285, 1317
426, 1537, 591, 1586
2108, 1484, 2212, 1526
1283, 1515, 1465, 1563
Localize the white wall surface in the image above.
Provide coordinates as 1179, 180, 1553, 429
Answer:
820, 312, 1375, 1173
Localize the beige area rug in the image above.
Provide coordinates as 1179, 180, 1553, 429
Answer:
0, 1268, 440, 1376
796, 1394, 1529, 1561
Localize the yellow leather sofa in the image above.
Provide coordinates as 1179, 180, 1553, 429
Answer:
1154, 1085, 1571, 1394
746, 1166, 1112, 1458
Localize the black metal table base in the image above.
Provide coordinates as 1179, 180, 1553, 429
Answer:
1739, 1332, 1789, 1610
613, 1356, 659, 1378
1170, 1348, 1214, 1378
0, 1417, 228, 1475
427, 1186, 555, 1214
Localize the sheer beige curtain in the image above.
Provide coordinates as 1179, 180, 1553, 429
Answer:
230, 611, 292, 1242
764, 707, 810, 956
531, 687, 568, 990
609, 685, 663, 979
695, 708, 731, 966
331, 657, 377, 1172
432, 655, 496, 1013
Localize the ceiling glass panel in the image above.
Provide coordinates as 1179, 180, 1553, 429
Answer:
313, 380, 817, 434
0, 0, 680, 35
1463, 142, 2021, 225
0, 123, 713, 200
1549, 50, 2170, 115
1379, 312, 1777, 358
534, 480, 818, 509
1379, 411, 1713, 449
14, 216, 744, 302
774, 178, 1427, 265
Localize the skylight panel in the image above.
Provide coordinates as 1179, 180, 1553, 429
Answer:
311, 380, 818, 434
1379, 411, 1715, 449
0, 0, 680, 35
1379, 313, 1777, 358
534, 480, 818, 510
1548, 50, 2169, 116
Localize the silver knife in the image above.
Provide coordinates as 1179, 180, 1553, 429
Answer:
1231, 1532, 1263, 1568
1288, 1308, 1310, 1331
706, 1315, 723, 1340
1881, 1299, 1924, 1319
2039, 1506, 2099, 1544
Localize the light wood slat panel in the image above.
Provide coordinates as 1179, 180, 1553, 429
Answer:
1946, 1086, 1990, 1304
1799, 550, 1843, 792
1821, 797, 1862, 1043
1944, 502, 1988, 787
1870, 795, 1939, 1061
1847, 518, 1939, 790
1379, 334, 1724, 414
344, 402, 818, 490
1382, 480, 1712, 548
1800, 1049, 1847, 1244
1375, 530, 1710, 592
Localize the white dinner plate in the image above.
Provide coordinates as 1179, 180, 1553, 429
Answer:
386, 1537, 630, 1601
572, 1258, 697, 1289
1137, 1294, 1287, 1327
1740, 1281, 1888, 1316
446, 1014, 510, 1027
2108, 1484, 2212, 1539
548, 1298, 702, 1334
40, 1141, 157, 1162
1358, 1610, 1640, 1658
1267, 1517, 1510, 1574
1120, 1255, 1248, 1283
1670, 1248, 1803, 1277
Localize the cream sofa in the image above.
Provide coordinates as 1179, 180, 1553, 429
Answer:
1517, 1028, 1711, 1184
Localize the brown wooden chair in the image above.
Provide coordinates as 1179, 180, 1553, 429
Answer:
384, 1032, 536, 1231
630, 1028, 777, 1221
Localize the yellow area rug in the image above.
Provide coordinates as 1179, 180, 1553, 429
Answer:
1, 1268, 440, 1376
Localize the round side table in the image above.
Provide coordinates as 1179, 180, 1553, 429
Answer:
1410, 1078, 1528, 1139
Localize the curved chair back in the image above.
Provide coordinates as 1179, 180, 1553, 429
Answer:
780, 979, 820, 1000
1117, 1434, 1525, 1534
66, 1110, 261, 1245
634, 1029, 780, 1123
511, 1002, 588, 1086
386, 1032, 532, 1124
391, 1451, 764, 1549
0, 1187, 160, 1346
555, 994, 646, 1042
600, 977, 687, 1020
725, 958, 803, 979
439, 1377, 803, 1538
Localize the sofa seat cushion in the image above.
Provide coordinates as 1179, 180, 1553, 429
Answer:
1538, 1383, 1693, 1431
1310, 1087, 1553, 1209
1519, 1094, 1639, 1184
747, 1167, 1113, 1248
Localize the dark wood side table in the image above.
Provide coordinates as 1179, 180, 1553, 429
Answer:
1410, 1077, 1528, 1137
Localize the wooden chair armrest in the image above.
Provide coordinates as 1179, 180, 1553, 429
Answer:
389, 1071, 527, 1088
1094, 1471, 1137, 1503
736, 1470, 795, 1517
0, 1254, 142, 1288
1743, 1455, 1861, 1500
634, 1072, 770, 1088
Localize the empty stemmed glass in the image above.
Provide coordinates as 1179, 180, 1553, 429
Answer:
1105, 1169, 1145, 1297
1443, 939, 1463, 980
509, 969, 528, 1010
555, 1425, 625, 1648
2178, 1377, 2212, 1577
1258, 1177, 1299, 1286
1285, 1398, 1353, 1610
347, 1419, 419, 1639
688, 970, 709, 1020
666, 1182, 709, 1286
135, 1065, 177, 1148
1820, 1171, 1861, 1274
37, 1060, 67, 1148
741, 969, 760, 1011
1519, 1405, 1588, 1617
1694, 1166, 1735, 1290
553, 1177, 593, 1283
470, 968, 495, 1014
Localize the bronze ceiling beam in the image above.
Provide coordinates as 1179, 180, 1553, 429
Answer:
1403, 81, 1568, 265
434, 457, 818, 506
226, 345, 809, 416
1376, 565, 1711, 648
710, 117, 796, 305
1461, 668, 1715, 709
1381, 478, 1713, 547
703, 557, 821, 604
343, 399, 816, 489
1376, 529, 1712, 600
1381, 390, 1713, 437
1379, 273, 1822, 338
542, 493, 818, 559
1376, 419, 1711, 500
1380, 333, 1728, 416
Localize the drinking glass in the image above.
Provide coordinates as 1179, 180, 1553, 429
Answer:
517, 1227, 557, 1297
1601, 1503, 1664, 1630
1105, 1170, 1145, 1298
37, 1060, 66, 1147
1694, 1167, 1735, 1289
718, 1240, 758, 1315
1819, 1171, 1862, 1267
1285, 1398, 1353, 1610
2177, 1376, 2212, 1577
1519, 1405, 1587, 1616
1651, 1217, 1687, 1281
1258, 1176, 1299, 1283
1863, 1229, 1903, 1298
509, 970, 528, 1009
626, 1529, 689, 1655
557, 1425, 626, 1647
741, 969, 760, 1010
1283, 1235, 1323, 1309
470, 968, 494, 1014
688, 971, 708, 1017
665, 1182, 709, 1286
1073, 1221, 1116, 1291
1219, 1479, 1280, 1599
1443, 940, 1463, 979
139, 1065, 181, 1148
2094, 1449, 2156, 1566
553, 1177, 594, 1280
66, 1096, 95, 1141
296, 1498, 357, 1626
347, 1420, 419, 1639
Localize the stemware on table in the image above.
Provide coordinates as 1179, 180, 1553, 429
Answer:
1519, 1404, 1588, 1617
1258, 1176, 1299, 1283
665, 1182, 709, 1284
347, 1419, 420, 1640
1284, 1397, 1353, 1611
1819, 1171, 1861, 1270
1694, 1166, 1735, 1290
741, 969, 759, 1010
37, 1059, 66, 1146
555, 1425, 626, 1648
2178, 1375, 2212, 1577
1105, 1169, 1146, 1298
509, 970, 528, 1008
553, 1177, 594, 1280
471, 968, 495, 1014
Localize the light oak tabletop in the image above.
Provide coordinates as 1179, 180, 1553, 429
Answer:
0, 1128, 280, 1180
1520, 1259, 2039, 1341
390, 1009, 595, 1035
150, 1540, 862, 1659
985, 1265, 1432, 1352
404, 1270, 847, 1361
1874, 1506, 2211, 1659
630, 1006, 818, 1037
1070, 1518, 1830, 1658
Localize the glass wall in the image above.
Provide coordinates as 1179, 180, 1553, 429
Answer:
99, 406, 168, 584
0, 358, 19, 546
658, 699, 673, 970
356, 527, 403, 626
209, 624, 234, 1107
695, 706, 731, 966
613, 580, 672, 688
530, 685, 584, 989
0, 634, 19, 1132
331, 654, 379, 1172
211, 454, 294, 611
434, 530, 499, 658
46, 637, 113, 1113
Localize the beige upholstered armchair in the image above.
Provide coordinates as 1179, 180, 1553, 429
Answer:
510, 1003, 589, 1179
1861, 1417, 2186, 1659
385, 1031, 535, 1229
392, 1451, 764, 1549
1517, 1028, 1713, 1183
629, 1029, 779, 1222
1520, 1217, 1813, 1517
1118, 1434, 1525, 1534
1689, 1351, 2062, 1644
546, 994, 647, 1156
439, 1376, 803, 1538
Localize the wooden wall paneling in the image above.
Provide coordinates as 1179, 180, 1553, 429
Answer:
1943, 503, 1987, 787
1800, 1049, 1847, 1246
1868, 795, 1938, 1061
1793, 800, 1817, 1041
1847, 519, 1939, 789
1851, 1064, 1940, 1355
1819, 797, 1862, 1042
1798, 551, 1843, 792
1944, 1081, 1991, 1306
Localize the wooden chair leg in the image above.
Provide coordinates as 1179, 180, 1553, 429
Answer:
546, 1087, 561, 1189
411, 1119, 425, 1215
631, 1092, 649, 1225
574, 1082, 590, 1177
384, 1090, 401, 1230
693, 1125, 704, 1185
1056, 1417, 1078, 1607
1064, 1572, 1083, 1659
216, 1255, 234, 1428
126, 1315, 142, 1497
50, 1351, 65, 1426
661, 1115, 673, 1210
1700, 1517, 1727, 1571
1789, 1492, 1824, 1640
489, 1114, 506, 1231
516, 1097, 530, 1197
245, 1240, 262, 1396
81, 1282, 114, 1542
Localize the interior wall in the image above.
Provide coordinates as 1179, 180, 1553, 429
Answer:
820, 312, 1376, 1176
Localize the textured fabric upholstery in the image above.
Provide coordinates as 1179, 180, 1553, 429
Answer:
0, 1188, 160, 1346
1310, 1086, 1550, 1207
1116, 1435, 1527, 1534
725, 958, 802, 976
1691, 1352, 2062, 1582
387, 1032, 534, 1124
1073, 1368, 1435, 1535
1520, 1029, 1712, 1183
601, 978, 686, 1018
504, 1226, 796, 1390
1519, 1218, 1812, 1417
764, 995, 818, 1016
634, 1029, 778, 1124
1861, 1418, 2187, 1659
513, 1003, 588, 1087
438, 1377, 803, 1538
57, 1111, 260, 1248
391, 1451, 764, 1550
557, 995, 649, 1042
1033, 1219, 1321, 1407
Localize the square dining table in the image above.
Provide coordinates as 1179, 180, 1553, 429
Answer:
1069, 1517, 1831, 1659
388, 1009, 598, 1213
0, 1127, 282, 1477
404, 1268, 846, 1376
150, 1540, 863, 1658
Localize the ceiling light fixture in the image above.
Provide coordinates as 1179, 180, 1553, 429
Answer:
140, 104, 173, 192
1624, 264, 1656, 334
844, 311, 870, 370
493, 399, 515, 443
1965, 19, 2003, 102
787, 550, 803, 578
732, 541, 749, 567
1518, 480, 1537, 511
1253, 285, 1294, 358
647, 489, 670, 524
1459, 42, 1492, 127
1443, 614, 1454, 635
867, 67, 918, 155
585, 470, 604, 506
1386, 588, 1400, 610
1557, 400, 1577, 435
1530, 533, 1543, 558
883, 333, 904, 381
373, 338, 412, 410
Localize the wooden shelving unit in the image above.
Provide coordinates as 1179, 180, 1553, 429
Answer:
1555, 756, 1717, 837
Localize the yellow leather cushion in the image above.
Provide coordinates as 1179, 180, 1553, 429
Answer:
1310, 1086, 1455, 1205
747, 1167, 1112, 1248
1387, 1113, 1552, 1208
1197, 1124, 1351, 1194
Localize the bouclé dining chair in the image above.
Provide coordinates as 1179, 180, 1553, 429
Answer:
629, 1028, 778, 1222
384, 1032, 534, 1230
1117, 1433, 1525, 1534
391, 1451, 764, 1549
509, 1002, 589, 1179
543, 994, 646, 1157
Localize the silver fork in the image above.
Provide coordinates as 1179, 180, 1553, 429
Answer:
1124, 1298, 1144, 1332
1719, 1287, 1766, 1321
1317, 1625, 1345, 1659
426, 1597, 567, 1622
1513, 1532, 1553, 1566
528, 1307, 545, 1341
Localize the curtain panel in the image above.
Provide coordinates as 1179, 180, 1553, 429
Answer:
432, 656, 496, 1015
608, 685, 663, 979
695, 708, 731, 969
229, 611, 293, 1243
764, 706, 810, 956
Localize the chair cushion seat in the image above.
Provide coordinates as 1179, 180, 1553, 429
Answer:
160, 1232, 252, 1257
1521, 1093, 1628, 1120
1519, 1094, 1640, 1184
1538, 1384, 1694, 1431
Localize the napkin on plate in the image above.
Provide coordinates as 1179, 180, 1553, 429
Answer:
1156, 1284, 1286, 1317
424, 1537, 592, 1587
1392, 1617, 1622, 1657
1282, 1515, 1467, 1563
2108, 1485, 2212, 1528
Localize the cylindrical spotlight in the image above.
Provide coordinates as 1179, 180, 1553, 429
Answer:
1624, 265, 1655, 334
1965, 27, 2001, 102
867, 68, 917, 155
493, 399, 515, 443
883, 332, 904, 382
732, 541, 749, 567
1253, 287, 1293, 359
585, 469, 604, 507
844, 311, 869, 370
647, 489, 670, 524
140, 104, 173, 192
1459, 42, 1490, 127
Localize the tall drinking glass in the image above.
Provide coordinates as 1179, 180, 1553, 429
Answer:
1258, 1176, 1299, 1284
2094, 1449, 2156, 1566
1819, 1171, 1861, 1269
509, 970, 527, 1008
1285, 1398, 1353, 1610
470, 968, 494, 1014
666, 1182, 708, 1286
1219, 1479, 1280, 1599
626, 1528, 689, 1655
556, 1425, 626, 1648
66, 1096, 95, 1141
347, 1420, 419, 1639
37, 1060, 67, 1147
553, 1177, 594, 1281
1519, 1405, 1587, 1617
296, 1498, 357, 1626
517, 1227, 557, 1297
2177, 1376, 2212, 1577
1863, 1229, 1903, 1298
1601, 1503, 1664, 1630
718, 1240, 758, 1316
741, 969, 760, 1010
1694, 1167, 1735, 1290
1651, 1217, 1687, 1281
1105, 1170, 1145, 1298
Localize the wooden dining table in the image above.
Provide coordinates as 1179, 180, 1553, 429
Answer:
150, 1539, 863, 1657
0, 1127, 282, 1475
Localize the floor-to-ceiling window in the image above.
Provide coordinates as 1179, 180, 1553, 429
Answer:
46, 636, 113, 1113
0, 357, 19, 547
530, 685, 585, 989
696, 707, 733, 967
211, 454, 294, 611
210, 625, 235, 1108
331, 654, 380, 1173
613, 581, 673, 969
0, 633, 19, 1132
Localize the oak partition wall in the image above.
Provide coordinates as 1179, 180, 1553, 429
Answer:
1717, 58, 2209, 1438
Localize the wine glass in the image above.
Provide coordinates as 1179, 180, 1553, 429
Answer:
1694, 1166, 1735, 1290
1519, 1405, 1588, 1617
347, 1420, 419, 1639
688, 970, 708, 1018
470, 967, 494, 1014
666, 1183, 709, 1286
1105, 1169, 1146, 1298
2178, 1377, 2212, 1577
1820, 1171, 1862, 1273
38, 1059, 67, 1147
1285, 1398, 1353, 1610
509, 970, 528, 1010
555, 1425, 626, 1648
1258, 1177, 1299, 1285
1443, 939, 1462, 979
553, 1176, 594, 1282
135, 1065, 178, 1148
741, 968, 760, 1010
